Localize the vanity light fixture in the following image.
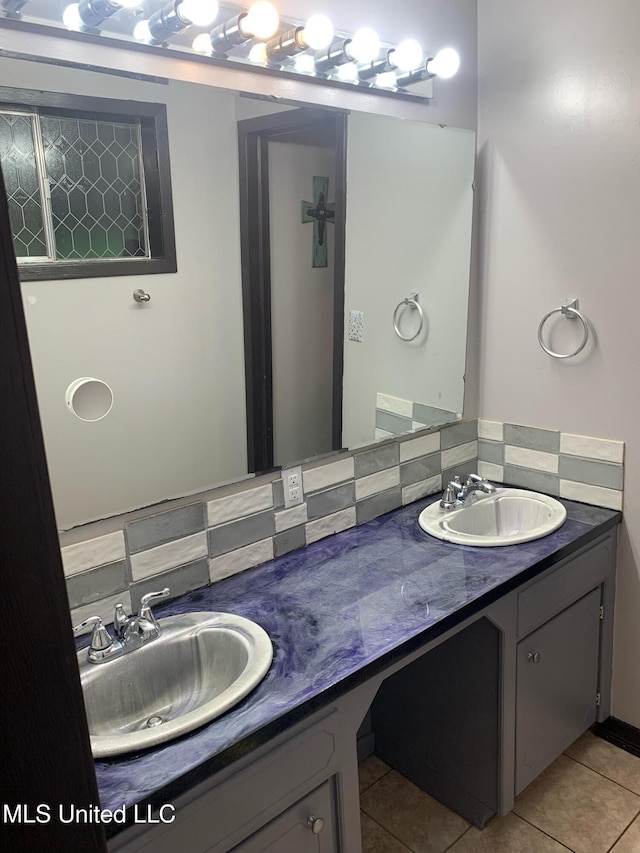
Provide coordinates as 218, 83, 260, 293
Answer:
204, 1, 279, 55
62, 0, 139, 31
134, 0, 218, 44
264, 14, 333, 65
314, 27, 380, 73
394, 48, 460, 87
358, 38, 423, 81
1, 0, 28, 13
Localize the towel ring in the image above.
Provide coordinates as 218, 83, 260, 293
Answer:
537, 299, 589, 359
393, 293, 424, 342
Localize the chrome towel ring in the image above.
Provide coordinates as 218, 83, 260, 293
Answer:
393, 292, 425, 342
537, 299, 589, 359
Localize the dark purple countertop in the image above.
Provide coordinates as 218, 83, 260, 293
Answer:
94, 493, 620, 834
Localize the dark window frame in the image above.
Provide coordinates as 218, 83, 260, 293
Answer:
0, 85, 176, 281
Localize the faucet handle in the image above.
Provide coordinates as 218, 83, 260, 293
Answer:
73, 615, 113, 652
139, 588, 170, 626
466, 473, 485, 484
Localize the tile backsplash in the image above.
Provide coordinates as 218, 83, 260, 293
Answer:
65, 420, 477, 629
477, 420, 624, 511
64, 417, 624, 629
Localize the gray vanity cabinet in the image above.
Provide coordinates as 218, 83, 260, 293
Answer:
515, 587, 602, 793
231, 781, 337, 852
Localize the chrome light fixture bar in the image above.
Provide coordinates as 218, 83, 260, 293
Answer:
204, 1, 278, 54
63, 0, 139, 31
1, 0, 28, 13
135, 0, 218, 44
358, 38, 423, 81
264, 13, 333, 64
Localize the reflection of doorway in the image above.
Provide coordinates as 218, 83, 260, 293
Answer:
238, 108, 347, 473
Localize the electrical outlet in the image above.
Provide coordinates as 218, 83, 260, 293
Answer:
283, 465, 303, 508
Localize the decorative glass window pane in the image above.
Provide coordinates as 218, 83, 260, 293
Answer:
41, 116, 148, 260
0, 111, 47, 258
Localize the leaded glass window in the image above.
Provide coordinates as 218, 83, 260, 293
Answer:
0, 86, 175, 281
0, 108, 149, 263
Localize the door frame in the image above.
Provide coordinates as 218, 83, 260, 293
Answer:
237, 107, 347, 473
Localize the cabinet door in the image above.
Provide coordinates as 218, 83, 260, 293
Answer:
231, 780, 337, 853
515, 587, 601, 794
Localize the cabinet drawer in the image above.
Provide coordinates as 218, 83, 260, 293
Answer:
231, 780, 337, 852
517, 535, 612, 639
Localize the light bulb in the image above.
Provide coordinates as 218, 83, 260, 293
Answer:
390, 39, 423, 72
337, 63, 359, 82
301, 14, 333, 50
62, 3, 83, 30
133, 19, 152, 41
294, 53, 316, 73
427, 47, 460, 79
192, 32, 212, 53
248, 43, 268, 64
243, 1, 279, 40
376, 71, 398, 89
348, 27, 380, 64
178, 0, 218, 27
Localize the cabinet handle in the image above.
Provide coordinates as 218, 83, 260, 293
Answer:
527, 651, 541, 664
306, 815, 325, 834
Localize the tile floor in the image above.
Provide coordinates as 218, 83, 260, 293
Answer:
359, 731, 640, 853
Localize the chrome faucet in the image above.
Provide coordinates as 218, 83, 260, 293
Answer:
73, 588, 170, 664
440, 474, 497, 511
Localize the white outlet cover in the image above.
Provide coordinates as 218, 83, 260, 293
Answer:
348, 310, 364, 343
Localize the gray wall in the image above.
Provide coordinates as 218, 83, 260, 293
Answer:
477, 1, 640, 725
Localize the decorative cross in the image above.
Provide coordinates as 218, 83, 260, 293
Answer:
301, 176, 335, 268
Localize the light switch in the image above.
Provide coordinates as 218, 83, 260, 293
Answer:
348, 310, 364, 342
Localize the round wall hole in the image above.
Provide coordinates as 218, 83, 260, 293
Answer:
65, 377, 114, 422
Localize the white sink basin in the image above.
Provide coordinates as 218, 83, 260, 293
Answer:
78, 611, 273, 758
418, 488, 567, 546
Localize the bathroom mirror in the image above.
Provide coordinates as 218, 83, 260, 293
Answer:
3, 51, 474, 529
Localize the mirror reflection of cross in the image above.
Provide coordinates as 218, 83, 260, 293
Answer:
301, 176, 335, 268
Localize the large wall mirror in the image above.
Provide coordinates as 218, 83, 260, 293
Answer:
1, 51, 475, 530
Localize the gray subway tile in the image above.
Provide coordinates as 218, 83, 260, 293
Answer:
355, 486, 402, 525
127, 503, 205, 555
307, 481, 355, 521
440, 420, 478, 450
441, 461, 480, 489
354, 442, 400, 477
375, 409, 413, 435
130, 559, 210, 611
478, 439, 504, 465
274, 526, 306, 558
503, 464, 560, 496
413, 403, 457, 427
400, 452, 441, 487
558, 456, 623, 490
65, 560, 128, 610
272, 479, 285, 509
208, 510, 275, 558
503, 424, 560, 453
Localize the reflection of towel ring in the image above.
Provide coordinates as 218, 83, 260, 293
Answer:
393, 292, 424, 342
537, 299, 589, 359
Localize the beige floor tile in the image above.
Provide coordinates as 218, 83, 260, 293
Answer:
360, 770, 469, 853
359, 754, 391, 793
447, 813, 570, 852
361, 812, 413, 853
514, 754, 640, 853
564, 731, 640, 795
610, 813, 640, 852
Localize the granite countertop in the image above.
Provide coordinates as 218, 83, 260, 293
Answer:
96, 493, 620, 830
